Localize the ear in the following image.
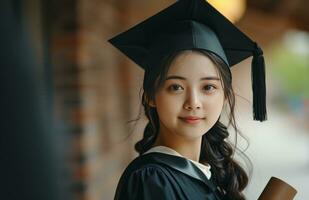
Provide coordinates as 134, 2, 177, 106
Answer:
144, 94, 156, 107
148, 100, 156, 107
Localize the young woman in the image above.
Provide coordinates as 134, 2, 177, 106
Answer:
109, 0, 267, 199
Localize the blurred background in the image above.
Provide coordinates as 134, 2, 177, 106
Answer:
1, 0, 308, 200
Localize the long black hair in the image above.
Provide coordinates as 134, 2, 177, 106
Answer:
134, 49, 250, 200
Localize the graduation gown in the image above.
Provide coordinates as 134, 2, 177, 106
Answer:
114, 152, 225, 200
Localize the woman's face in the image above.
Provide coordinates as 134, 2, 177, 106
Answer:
150, 51, 225, 141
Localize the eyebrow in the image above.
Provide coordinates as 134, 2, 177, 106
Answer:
165, 75, 220, 81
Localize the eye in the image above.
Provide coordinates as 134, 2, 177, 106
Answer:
203, 84, 216, 92
168, 84, 184, 92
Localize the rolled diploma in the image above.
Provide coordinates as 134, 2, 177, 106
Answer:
258, 177, 297, 200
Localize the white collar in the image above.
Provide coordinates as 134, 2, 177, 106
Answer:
144, 145, 212, 180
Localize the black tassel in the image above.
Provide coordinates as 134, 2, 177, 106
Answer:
251, 43, 267, 121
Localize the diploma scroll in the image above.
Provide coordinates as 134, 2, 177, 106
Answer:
258, 177, 297, 200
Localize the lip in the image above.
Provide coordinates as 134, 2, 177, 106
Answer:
179, 116, 205, 124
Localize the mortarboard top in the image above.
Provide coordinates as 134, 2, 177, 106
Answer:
108, 0, 267, 122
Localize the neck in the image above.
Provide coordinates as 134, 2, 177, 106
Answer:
153, 129, 202, 162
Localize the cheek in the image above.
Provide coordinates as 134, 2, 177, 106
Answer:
155, 95, 180, 114
154, 93, 185, 124
204, 93, 225, 118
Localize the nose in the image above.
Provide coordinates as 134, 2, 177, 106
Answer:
183, 90, 202, 111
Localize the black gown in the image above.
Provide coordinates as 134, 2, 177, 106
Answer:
114, 152, 225, 200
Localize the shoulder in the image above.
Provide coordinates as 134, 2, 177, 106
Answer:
114, 153, 178, 200
126, 153, 167, 170
118, 153, 171, 184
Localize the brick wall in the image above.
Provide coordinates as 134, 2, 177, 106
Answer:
48, 1, 172, 199
77, 0, 131, 199
74, 1, 174, 199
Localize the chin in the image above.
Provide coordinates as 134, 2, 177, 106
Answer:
178, 129, 208, 139
186, 124, 211, 132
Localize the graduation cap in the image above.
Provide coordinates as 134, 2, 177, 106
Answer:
108, 0, 267, 122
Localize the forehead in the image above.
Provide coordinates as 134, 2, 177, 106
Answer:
167, 51, 219, 77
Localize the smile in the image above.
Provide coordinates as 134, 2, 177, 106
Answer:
179, 116, 205, 124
